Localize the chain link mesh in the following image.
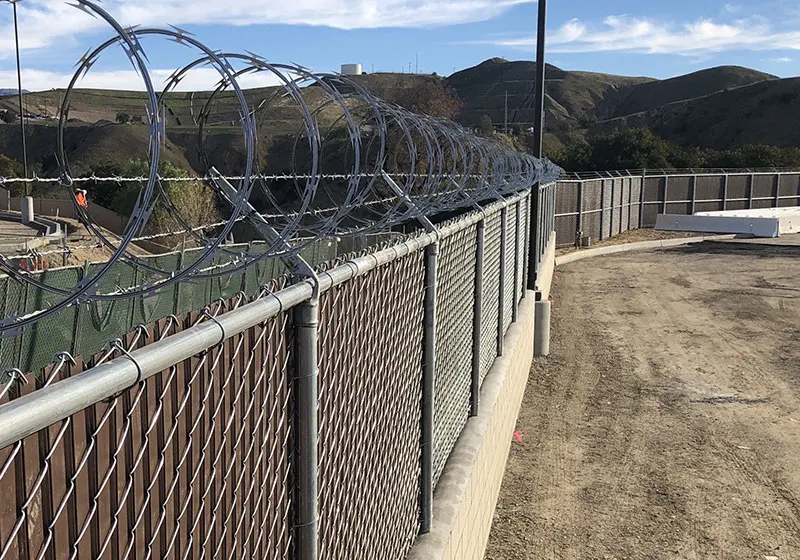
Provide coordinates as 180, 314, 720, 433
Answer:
432, 226, 478, 489
480, 210, 503, 385
517, 199, 528, 304
0, 301, 294, 560
503, 205, 517, 335
318, 251, 425, 560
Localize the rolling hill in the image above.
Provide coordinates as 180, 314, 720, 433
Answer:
0, 58, 796, 179
591, 75, 800, 149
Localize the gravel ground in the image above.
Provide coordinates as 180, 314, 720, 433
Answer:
486, 239, 800, 560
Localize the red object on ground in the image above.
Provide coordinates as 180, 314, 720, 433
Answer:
513, 431, 524, 444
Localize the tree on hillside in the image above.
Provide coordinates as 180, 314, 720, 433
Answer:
394, 80, 463, 120
476, 115, 494, 136
590, 128, 671, 170
550, 128, 672, 171
78, 158, 218, 246
0, 154, 24, 196
548, 127, 800, 172
0, 154, 21, 177
113, 159, 217, 231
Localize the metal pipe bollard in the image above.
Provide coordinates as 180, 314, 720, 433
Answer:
534, 298, 551, 357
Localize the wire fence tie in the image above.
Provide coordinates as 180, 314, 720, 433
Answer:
108, 339, 145, 387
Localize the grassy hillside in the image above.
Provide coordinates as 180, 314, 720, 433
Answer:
0, 58, 797, 178
447, 58, 654, 129
593, 76, 800, 149
603, 65, 777, 118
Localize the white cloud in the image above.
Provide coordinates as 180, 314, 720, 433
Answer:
772, 56, 793, 62
724, 3, 741, 14
0, 0, 534, 57
476, 15, 800, 56
0, 67, 287, 92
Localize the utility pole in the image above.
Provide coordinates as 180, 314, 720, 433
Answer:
10, 0, 29, 190
527, 0, 548, 291
416, 53, 419, 74
532, 0, 547, 158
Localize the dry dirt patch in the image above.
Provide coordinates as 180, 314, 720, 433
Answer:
487, 240, 800, 560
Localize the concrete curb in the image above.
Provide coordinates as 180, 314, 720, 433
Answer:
555, 234, 736, 267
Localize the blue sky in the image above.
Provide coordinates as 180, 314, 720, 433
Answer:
0, 0, 798, 91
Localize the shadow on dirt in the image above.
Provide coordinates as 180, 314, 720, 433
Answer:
664, 240, 800, 259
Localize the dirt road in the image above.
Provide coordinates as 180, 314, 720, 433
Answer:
486, 240, 800, 560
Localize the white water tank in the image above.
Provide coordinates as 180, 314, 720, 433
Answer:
341, 64, 363, 76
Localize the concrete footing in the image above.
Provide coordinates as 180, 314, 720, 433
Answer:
534, 299, 551, 357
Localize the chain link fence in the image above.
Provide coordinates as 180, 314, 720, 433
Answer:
0, 185, 555, 560
318, 252, 425, 560
0, 297, 295, 560
479, 212, 503, 386
502, 205, 518, 337
432, 226, 478, 489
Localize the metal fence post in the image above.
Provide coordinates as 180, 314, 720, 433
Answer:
526, 183, 540, 291
470, 220, 485, 418
691, 175, 697, 215
522, 191, 531, 298
600, 180, 606, 240
609, 179, 615, 236
549, 184, 555, 243
577, 181, 584, 240
775, 173, 782, 208
626, 178, 633, 232
512, 201, 521, 323
498, 207, 508, 356
420, 242, 437, 533
722, 173, 729, 211
662, 175, 670, 215
295, 298, 320, 560
537, 189, 544, 271
749, 173, 755, 209
639, 173, 646, 228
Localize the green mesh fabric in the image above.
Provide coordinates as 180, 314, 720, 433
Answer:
2, 238, 338, 373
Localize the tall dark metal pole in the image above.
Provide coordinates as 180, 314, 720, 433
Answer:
527, 0, 547, 291
12, 1, 29, 190
532, 0, 547, 158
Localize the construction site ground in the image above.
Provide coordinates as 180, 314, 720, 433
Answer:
487, 237, 800, 560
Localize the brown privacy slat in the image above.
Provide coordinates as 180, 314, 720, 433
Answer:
434, 225, 479, 489
317, 252, 425, 560
0, 291, 294, 560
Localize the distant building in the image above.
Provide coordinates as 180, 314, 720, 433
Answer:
341, 64, 363, 76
